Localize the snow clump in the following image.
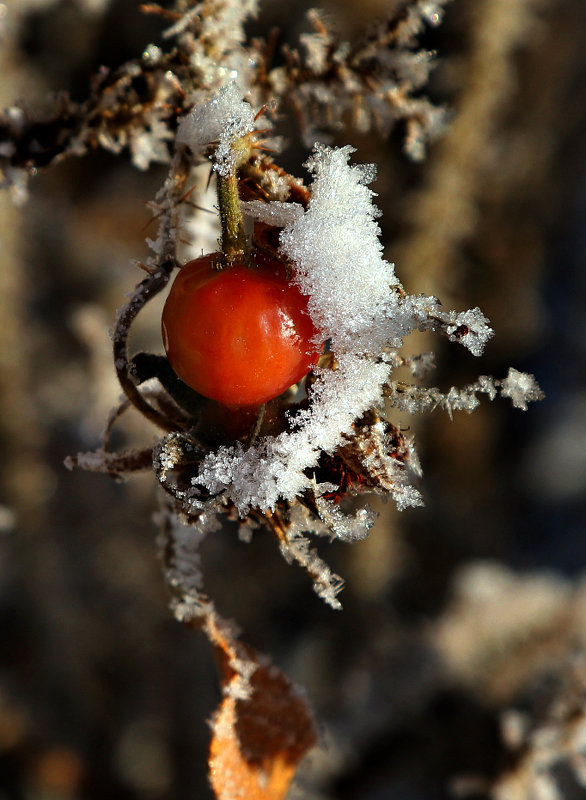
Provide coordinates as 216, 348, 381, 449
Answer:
176, 81, 255, 176
280, 145, 400, 354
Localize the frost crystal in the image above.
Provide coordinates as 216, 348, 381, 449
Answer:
241, 200, 304, 227
130, 116, 173, 171
176, 82, 255, 176
433, 307, 494, 357
500, 367, 545, 411
314, 497, 378, 542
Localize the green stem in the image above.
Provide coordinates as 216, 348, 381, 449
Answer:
217, 170, 248, 263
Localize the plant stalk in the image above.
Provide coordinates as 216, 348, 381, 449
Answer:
215, 133, 254, 265
217, 169, 248, 264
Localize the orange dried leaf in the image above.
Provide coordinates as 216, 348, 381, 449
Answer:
205, 615, 317, 800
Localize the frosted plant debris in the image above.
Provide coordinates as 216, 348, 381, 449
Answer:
194, 354, 392, 515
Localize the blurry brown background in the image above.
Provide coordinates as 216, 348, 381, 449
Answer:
1, 1, 586, 798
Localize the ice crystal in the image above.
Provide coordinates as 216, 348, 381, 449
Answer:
314, 497, 378, 542
241, 199, 304, 227
500, 367, 545, 411
176, 82, 256, 175
433, 306, 494, 357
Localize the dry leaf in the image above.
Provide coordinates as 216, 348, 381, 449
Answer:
204, 613, 317, 800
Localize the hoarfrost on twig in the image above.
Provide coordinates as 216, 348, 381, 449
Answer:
276, 524, 345, 611
157, 507, 222, 624
386, 370, 543, 417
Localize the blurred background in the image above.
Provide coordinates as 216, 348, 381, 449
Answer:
1, 0, 586, 798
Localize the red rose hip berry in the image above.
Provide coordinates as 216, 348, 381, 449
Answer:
161, 253, 321, 407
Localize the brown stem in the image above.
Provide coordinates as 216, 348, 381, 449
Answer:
113, 267, 184, 433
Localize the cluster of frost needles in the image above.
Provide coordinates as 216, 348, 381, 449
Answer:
176, 87, 541, 532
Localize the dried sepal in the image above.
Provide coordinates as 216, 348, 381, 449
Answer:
338, 410, 422, 496
310, 409, 424, 519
